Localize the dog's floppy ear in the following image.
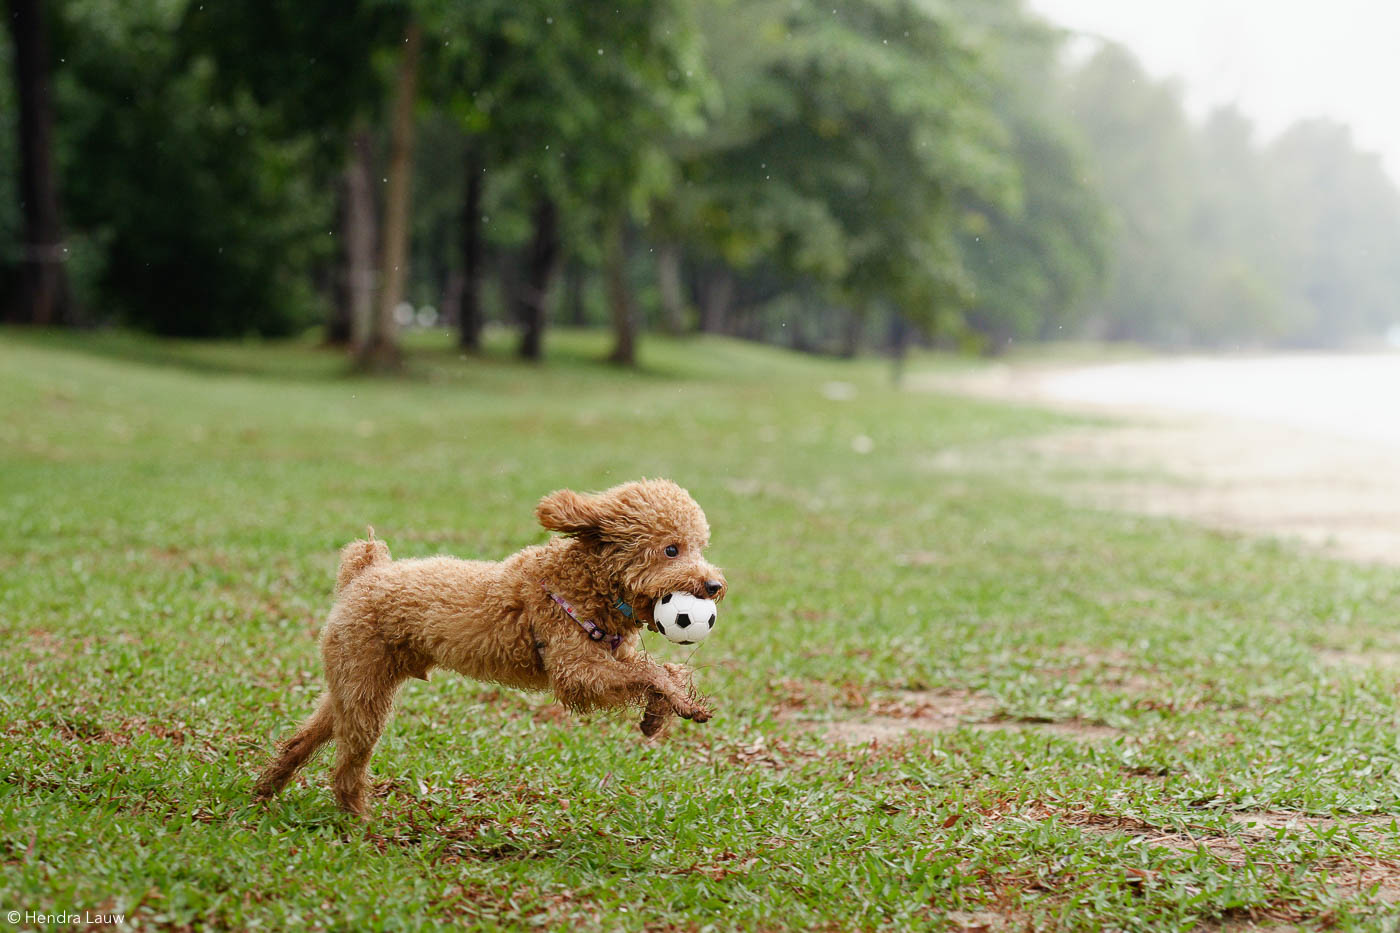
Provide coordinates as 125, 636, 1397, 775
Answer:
537, 489, 607, 535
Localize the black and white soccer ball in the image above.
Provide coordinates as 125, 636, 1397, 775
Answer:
652, 591, 717, 645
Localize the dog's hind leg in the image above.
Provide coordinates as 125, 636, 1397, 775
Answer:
253, 693, 336, 801
329, 666, 404, 817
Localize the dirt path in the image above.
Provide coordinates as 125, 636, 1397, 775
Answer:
921, 353, 1400, 566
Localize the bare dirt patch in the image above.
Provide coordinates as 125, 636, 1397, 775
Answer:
1317, 649, 1400, 670
940, 908, 1029, 932
1063, 809, 1400, 906
19, 628, 86, 664
793, 690, 992, 744
782, 690, 1125, 745
1230, 811, 1400, 835
967, 805, 1400, 925
1069, 807, 1399, 846
1065, 810, 1248, 859
18, 714, 194, 747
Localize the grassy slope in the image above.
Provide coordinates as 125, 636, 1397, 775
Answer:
3, 329, 1400, 931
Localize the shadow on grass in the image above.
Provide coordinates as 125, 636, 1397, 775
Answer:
3, 326, 356, 382
3, 324, 856, 388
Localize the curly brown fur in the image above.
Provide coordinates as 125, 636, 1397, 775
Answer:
253, 479, 725, 817
640, 662, 709, 738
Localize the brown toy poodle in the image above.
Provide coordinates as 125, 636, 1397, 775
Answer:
253, 479, 725, 816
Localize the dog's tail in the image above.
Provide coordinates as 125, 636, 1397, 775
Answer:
252, 693, 335, 801
335, 526, 390, 595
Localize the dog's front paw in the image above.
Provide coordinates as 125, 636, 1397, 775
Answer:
674, 699, 713, 723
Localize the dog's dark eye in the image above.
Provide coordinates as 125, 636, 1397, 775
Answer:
664, 544, 679, 558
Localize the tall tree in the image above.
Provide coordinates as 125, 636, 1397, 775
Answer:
434, 0, 707, 363
951, 0, 1108, 351
1180, 107, 1299, 344
359, 20, 422, 370
1064, 44, 1199, 344
457, 147, 485, 350
343, 129, 379, 351
182, 0, 402, 346
1269, 120, 1400, 346
604, 218, 636, 363
52, 0, 331, 336
655, 239, 688, 333
516, 195, 560, 360
664, 0, 1016, 347
1063, 42, 1400, 348
6, 0, 71, 325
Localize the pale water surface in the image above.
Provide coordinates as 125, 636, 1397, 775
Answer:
1034, 353, 1400, 448
931, 351, 1400, 564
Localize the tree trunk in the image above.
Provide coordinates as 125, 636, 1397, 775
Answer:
326, 154, 363, 346
788, 310, 809, 352
6, 0, 71, 326
889, 310, 909, 387
516, 195, 560, 360
458, 146, 485, 350
343, 128, 378, 352
563, 260, 587, 327
605, 218, 636, 365
359, 21, 421, 371
497, 251, 522, 335
840, 308, 862, 358
440, 268, 463, 330
326, 191, 352, 345
656, 242, 687, 334
698, 265, 732, 334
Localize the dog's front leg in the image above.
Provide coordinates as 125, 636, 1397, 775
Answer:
639, 691, 674, 737
541, 639, 710, 724
639, 663, 698, 737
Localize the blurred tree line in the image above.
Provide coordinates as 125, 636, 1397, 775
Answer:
1064, 46, 1400, 348
3, 0, 1398, 361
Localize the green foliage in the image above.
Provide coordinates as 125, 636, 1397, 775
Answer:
433, 0, 707, 225
52, 0, 332, 336
951, 0, 1109, 349
10, 0, 1399, 349
1065, 43, 1400, 348
178, 0, 400, 168
672, 0, 1020, 330
1179, 108, 1299, 344
1064, 45, 1201, 345
1269, 120, 1400, 345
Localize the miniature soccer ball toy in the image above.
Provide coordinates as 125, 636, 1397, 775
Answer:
652, 591, 717, 645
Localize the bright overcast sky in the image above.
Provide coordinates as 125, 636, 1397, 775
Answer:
1027, 0, 1400, 183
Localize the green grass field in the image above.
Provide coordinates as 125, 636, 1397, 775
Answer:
5, 328, 1400, 931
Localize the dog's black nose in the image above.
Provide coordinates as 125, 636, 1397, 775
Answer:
704, 580, 723, 597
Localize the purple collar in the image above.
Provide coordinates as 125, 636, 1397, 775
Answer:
541, 584, 623, 652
